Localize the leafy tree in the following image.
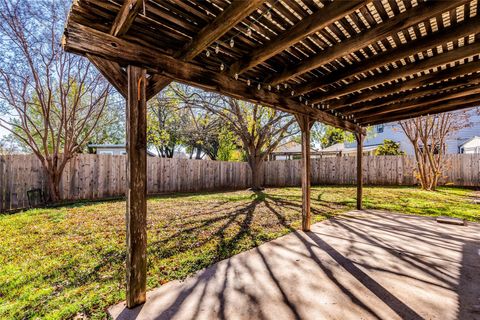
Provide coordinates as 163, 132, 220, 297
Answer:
147, 88, 186, 158
216, 127, 239, 161
375, 139, 405, 156
311, 123, 354, 149
182, 107, 224, 160
172, 86, 297, 189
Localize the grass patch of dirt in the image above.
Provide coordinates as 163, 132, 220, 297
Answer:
0, 186, 478, 319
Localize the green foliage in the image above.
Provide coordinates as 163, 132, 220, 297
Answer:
311, 123, 354, 148
147, 88, 186, 158
375, 139, 405, 156
217, 127, 238, 161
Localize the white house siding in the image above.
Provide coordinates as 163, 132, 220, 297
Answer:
346, 108, 480, 155
460, 137, 480, 154
95, 147, 127, 155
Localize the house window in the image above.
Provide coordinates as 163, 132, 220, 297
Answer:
419, 143, 443, 155
376, 124, 384, 133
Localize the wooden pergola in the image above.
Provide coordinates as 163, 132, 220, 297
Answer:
63, 0, 480, 308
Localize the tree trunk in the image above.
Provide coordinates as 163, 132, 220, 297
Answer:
248, 156, 264, 191
195, 147, 202, 159
42, 158, 64, 203
46, 171, 61, 202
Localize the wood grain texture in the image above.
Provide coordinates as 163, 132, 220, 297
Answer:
230, 0, 366, 75
63, 22, 362, 133
311, 41, 480, 103
179, 0, 264, 61
332, 62, 480, 112
110, 0, 143, 37
2, 154, 480, 212
87, 54, 127, 97
296, 114, 314, 231
125, 65, 147, 308
341, 73, 480, 115
270, 0, 469, 85
355, 132, 365, 210
294, 15, 480, 96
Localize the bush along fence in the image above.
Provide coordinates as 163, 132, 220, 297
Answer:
1, 154, 479, 212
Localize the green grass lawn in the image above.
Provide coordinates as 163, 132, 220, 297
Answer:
0, 186, 478, 319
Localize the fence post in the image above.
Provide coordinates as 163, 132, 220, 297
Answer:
355, 132, 365, 210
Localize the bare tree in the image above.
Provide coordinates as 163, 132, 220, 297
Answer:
173, 87, 297, 190
0, 0, 111, 201
399, 111, 471, 191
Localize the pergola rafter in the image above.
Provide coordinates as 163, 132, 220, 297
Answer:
268, 0, 469, 86
62, 0, 480, 309
341, 73, 480, 115
293, 15, 480, 97
310, 41, 480, 103
328, 60, 480, 112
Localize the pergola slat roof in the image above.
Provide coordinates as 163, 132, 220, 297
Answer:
64, 0, 480, 131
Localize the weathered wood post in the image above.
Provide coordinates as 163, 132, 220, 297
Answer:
296, 115, 314, 231
126, 65, 147, 308
355, 131, 365, 210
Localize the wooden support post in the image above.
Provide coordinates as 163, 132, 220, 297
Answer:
355, 131, 365, 210
126, 65, 147, 308
296, 115, 313, 231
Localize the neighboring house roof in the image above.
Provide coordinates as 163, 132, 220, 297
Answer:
272, 141, 319, 154
321, 142, 346, 152
88, 144, 126, 148
321, 142, 378, 154
88, 144, 156, 156
459, 136, 480, 147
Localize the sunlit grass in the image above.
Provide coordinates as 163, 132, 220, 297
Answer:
0, 186, 478, 319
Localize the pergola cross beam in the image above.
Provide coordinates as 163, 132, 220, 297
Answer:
63, 21, 362, 133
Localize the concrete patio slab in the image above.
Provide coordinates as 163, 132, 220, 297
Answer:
109, 210, 480, 320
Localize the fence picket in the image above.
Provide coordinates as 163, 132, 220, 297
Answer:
1, 154, 479, 212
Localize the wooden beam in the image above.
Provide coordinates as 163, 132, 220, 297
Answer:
355, 132, 364, 210
63, 22, 363, 133
87, 54, 127, 97
148, 0, 264, 99
351, 78, 480, 118
311, 41, 480, 103
125, 65, 147, 308
329, 61, 480, 111
146, 74, 171, 101
293, 15, 480, 96
356, 87, 480, 120
229, 0, 366, 76
296, 114, 314, 232
365, 100, 480, 125
269, 0, 468, 85
360, 94, 480, 125
342, 73, 480, 115
110, 0, 143, 37
179, 0, 264, 61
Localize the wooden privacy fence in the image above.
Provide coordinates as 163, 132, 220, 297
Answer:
1, 154, 479, 212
